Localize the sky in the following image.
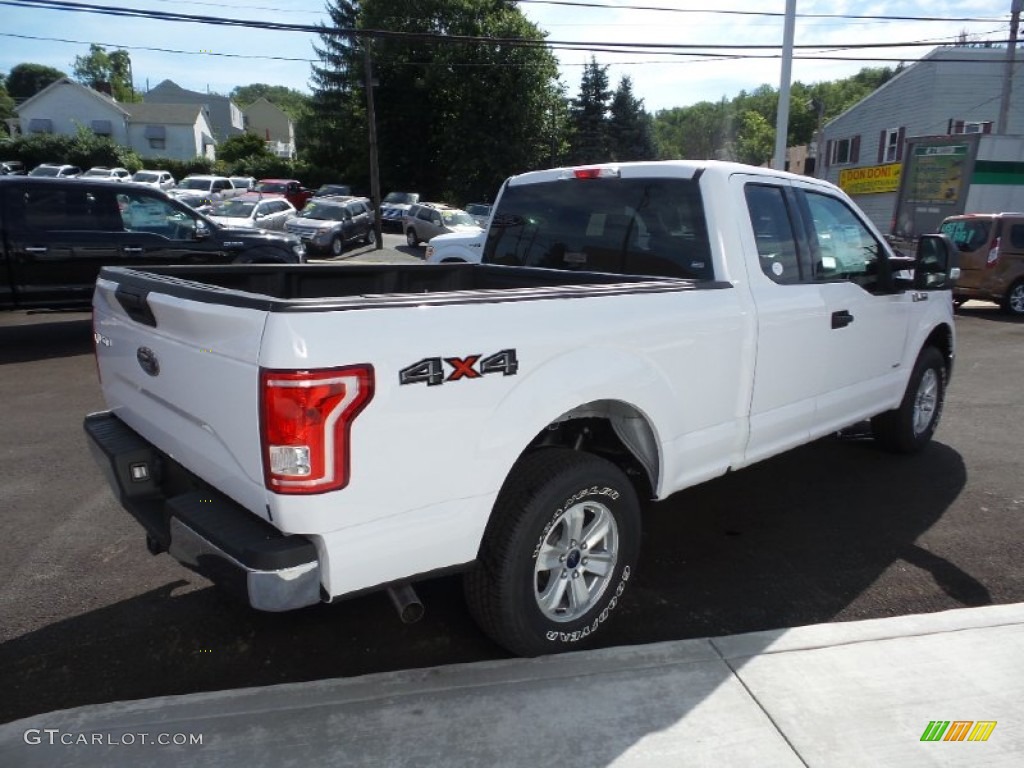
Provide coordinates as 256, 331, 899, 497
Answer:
0, 1, 1017, 112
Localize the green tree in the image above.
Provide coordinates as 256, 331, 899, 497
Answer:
310, 0, 561, 203
0, 78, 15, 134
71, 44, 138, 102
306, 0, 363, 181
568, 57, 612, 164
230, 84, 311, 122
6, 63, 66, 100
608, 76, 655, 162
735, 110, 775, 166
217, 132, 273, 164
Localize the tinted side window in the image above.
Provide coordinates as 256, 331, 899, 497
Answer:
417, 207, 434, 221
22, 187, 119, 231
484, 177, 712, 279
744, 184, 802, 284
1008, 223, 1024, 249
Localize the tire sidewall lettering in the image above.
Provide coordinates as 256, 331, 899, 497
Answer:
544, 565, 631, 643
532, 485, 621, 560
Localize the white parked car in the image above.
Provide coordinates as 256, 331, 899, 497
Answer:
132, 170, 176, 191
230, 176, 256, 193
169, 175, 239, 205
206, 194, 296, 231
80, 166, 132, 182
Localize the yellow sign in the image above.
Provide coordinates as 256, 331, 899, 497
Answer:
838, 163, 902, 195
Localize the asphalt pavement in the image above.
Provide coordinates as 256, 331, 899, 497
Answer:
1, 602, 1021, 767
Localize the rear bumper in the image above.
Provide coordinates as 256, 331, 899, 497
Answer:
83, 411, 321, 612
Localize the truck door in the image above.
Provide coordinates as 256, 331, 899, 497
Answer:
116, 189, 228, 265
733, 176, 831, 464
792, 185, 911, 432
4, 183, 119, 307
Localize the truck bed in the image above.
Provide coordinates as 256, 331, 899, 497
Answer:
100, 263, 723, 313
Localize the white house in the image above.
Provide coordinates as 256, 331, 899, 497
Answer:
13, 79, 217, 161
126, 103, 216, 161
242, 97, 296, 158
14, 77, 130, 145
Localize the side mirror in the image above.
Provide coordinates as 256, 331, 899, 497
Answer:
194, 220, 211, 240
914, 233, 960, 290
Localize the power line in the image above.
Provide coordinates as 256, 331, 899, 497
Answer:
1, 0, 1013, 55
515, 0, 1005, 24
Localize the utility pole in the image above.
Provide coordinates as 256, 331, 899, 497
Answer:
364, 39, 382, 250
773, 0, 797, 170
998, 0, 1023, 134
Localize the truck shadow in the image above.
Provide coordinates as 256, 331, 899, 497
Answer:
0, 436, 969, 726
0, 315, 93, 365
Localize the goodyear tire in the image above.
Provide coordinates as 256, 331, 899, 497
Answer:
871, 346, 946, 454
464, 448, 641, 656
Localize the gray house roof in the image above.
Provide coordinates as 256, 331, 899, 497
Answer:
143, 80, 242, 141
126, 103, 205, 125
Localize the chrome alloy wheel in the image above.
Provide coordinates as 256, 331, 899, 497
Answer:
912, 368, 939, 436
1009, 283, 1024, 314
534, 500, 619, 623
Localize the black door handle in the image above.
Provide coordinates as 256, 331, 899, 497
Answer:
831, 310, 854, 329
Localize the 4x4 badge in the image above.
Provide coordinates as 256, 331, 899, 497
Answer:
136, 347, 160, 377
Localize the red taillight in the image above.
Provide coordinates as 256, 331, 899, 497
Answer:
259, 365, 374, 494
986, 237, 1000, 268
572, 167, 620, 180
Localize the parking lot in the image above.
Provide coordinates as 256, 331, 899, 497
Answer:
1, 296, 1022, 724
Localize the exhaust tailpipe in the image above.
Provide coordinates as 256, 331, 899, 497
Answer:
387, 583, 424, 624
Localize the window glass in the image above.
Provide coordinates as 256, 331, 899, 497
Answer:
802, 192, 883, 284
939, 218, 991, 251
744, 184, 801, 284
484, 177, 712, 279
117, 191, 196, 238
21, 187, 119, 231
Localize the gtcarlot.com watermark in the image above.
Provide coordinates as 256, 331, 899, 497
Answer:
24, 728, 203, 747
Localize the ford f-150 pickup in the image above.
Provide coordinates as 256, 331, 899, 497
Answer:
83, 161, 958, 656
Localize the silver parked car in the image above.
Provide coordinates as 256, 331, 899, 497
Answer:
206, 194, 296, 231
132, 170, 176, 191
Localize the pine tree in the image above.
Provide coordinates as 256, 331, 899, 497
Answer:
568, 57, 612, 164
305, 1, 363, 181
608, 76, 655, 162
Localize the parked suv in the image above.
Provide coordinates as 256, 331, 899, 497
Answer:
0, 177, 305, 310
169, 175, 239, 208
940, 212, 1024, 314
28, 163, 82, 178
380, 191, 420, 232
284, 196, 375, 255
132, 170, 176, 191
404, 203, 482, 246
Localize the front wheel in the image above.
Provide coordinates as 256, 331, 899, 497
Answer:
871, 346, 947, 453
406, 228, 419, 247
365, 226, 376, 246
1002, 280, 1024, 315
330, 235, 343, 257
464, 448, 641, 656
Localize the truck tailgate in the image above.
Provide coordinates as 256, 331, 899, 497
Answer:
92, 275, 270, 517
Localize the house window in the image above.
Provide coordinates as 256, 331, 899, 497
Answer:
148, 138, 166, 149
882, 128, 904, 163
829, 135, 860, 166
949, 119, 993, 135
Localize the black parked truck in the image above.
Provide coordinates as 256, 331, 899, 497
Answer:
0, 176, 306, 310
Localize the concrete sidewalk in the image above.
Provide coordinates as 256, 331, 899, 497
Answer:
2, 604, 1022, 767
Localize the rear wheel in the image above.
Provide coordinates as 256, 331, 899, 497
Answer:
871, 346, 946, 453
464, 448, 641, 656
406, 228, 419, 247
1002, 280, 1024, 315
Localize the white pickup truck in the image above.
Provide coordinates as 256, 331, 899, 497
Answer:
84, 161, 958, 656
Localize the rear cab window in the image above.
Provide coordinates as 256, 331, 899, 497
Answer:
483, 176, 713, 280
